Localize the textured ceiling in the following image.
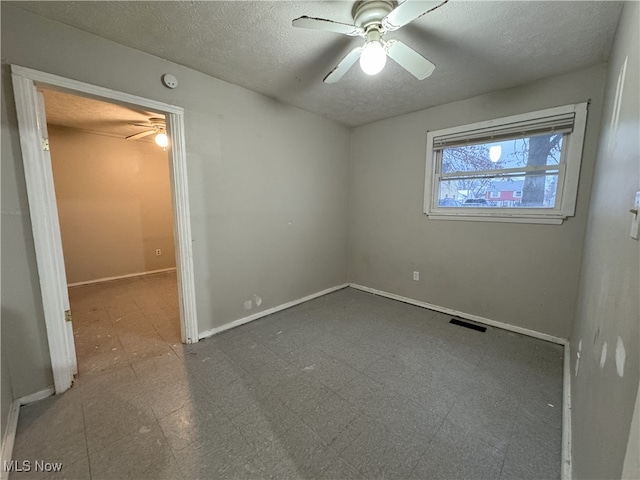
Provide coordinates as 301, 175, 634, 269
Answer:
42, 89, 163, 140
17, 1, 623, 127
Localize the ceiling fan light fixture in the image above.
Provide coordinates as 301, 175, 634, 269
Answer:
360, 29, 386, 76
292, 0, 444, 83
155, 132, 168, 148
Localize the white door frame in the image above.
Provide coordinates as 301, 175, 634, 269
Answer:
11, 65, 199, 394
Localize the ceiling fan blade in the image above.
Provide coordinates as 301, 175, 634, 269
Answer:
323, 47, 363, 84
382, 0, 448, 31
386, 39, 435, 80
126, 130, 156, 141
292, 16, 365, 37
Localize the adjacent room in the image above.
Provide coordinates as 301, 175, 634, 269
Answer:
1, 1, 638, 480
43, 90, 183, 376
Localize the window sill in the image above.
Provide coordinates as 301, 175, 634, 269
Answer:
426, 212, 565, 225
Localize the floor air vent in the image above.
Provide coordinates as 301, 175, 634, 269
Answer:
449, 318, 487, 332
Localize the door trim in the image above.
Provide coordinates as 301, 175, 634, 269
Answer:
11, 65, 199, 393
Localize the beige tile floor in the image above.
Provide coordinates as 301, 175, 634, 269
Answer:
70, 272, 182, 378
10, 272, 563, 479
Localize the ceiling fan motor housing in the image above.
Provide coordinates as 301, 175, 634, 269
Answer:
149, 117, 165, 128
353, 0, 395, 29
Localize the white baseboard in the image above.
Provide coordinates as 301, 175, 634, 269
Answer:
68, 268, 177, 287
19, 387, 55, 406
0, 400, 20, 480
0, 386, 57, 479
562, 342, 572, 480
199, 283, 349, 340
349, 283, 567, 345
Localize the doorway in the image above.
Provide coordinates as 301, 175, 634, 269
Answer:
11, 65, 199, 393
43, 89, 182, 377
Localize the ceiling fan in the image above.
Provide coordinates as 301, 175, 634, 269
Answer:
126, 117, 168, 148
292, 0, 447, 83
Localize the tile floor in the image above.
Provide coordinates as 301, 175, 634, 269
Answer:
10, 272, 563, 479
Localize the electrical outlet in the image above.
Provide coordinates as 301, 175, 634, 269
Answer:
155, 249, 162, 256
413, 271, 420, 281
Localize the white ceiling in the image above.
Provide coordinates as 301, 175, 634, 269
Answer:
16, 1, 623, 127
42, 89, 162, 140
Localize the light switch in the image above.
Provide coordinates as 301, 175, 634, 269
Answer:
630, 191, 640, 240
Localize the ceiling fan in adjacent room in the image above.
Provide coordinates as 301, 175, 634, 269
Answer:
126, 117, 168, 148
292, 0, 447, 83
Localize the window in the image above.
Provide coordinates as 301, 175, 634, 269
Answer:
424, 103, 588, 224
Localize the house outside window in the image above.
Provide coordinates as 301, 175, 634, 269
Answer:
423, 102, 588, 224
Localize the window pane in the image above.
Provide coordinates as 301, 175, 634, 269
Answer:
441, 133, 563, 174
438, 178, 493, 207
427, 102, 588, 222
437, 173, 559, 208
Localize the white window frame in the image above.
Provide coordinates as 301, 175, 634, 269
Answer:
424, 102, 588, 224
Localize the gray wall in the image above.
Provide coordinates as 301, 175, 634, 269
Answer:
570, 2, 640, 478
49, 125, 175, 284
1, 5, 350, 397
1, 344, 15, 447
349, 65, 606, 340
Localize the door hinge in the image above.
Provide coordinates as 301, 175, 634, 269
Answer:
65, 309, 72, 322
42, 137, 50, 151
